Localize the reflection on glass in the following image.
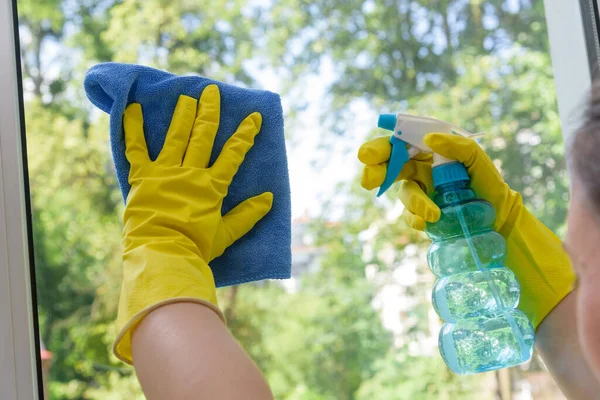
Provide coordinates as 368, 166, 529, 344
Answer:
17, 0, 566, 398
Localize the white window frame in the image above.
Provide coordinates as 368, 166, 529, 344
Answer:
579, 0, 600, 71
545, 0, 593, 140
0, 0, 42, 398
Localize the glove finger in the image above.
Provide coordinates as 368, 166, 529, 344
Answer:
423, 133, 479, 164
358, 136, 434, 165
401, 208, 427, 231
123, 103, 150, 179
358, 136, 391, 164
215, 192, 274, 258
212, 112, 262, 184
398, 180, 441, 223
183, 84, 220, 168
361, 158, 433, 193
411, 152, 433, 162
424, 133, 503, 182
159, 95, 198, 166
398, 157, 434, 194
361, 163, 387, 190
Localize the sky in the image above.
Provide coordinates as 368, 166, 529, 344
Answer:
246, 57, 378, 220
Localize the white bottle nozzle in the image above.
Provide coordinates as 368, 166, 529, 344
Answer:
391, 113, 484, 166
376, 113, 484, 196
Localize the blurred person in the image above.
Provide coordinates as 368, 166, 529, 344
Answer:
111, 81, 600, 399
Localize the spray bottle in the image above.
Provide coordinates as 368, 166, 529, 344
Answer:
377, 113, 535, 374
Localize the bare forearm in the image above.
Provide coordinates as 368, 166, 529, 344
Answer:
536, 290, 600, 399
131, 302, 273, 400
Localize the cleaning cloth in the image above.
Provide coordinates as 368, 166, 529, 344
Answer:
84, 62, 291, 287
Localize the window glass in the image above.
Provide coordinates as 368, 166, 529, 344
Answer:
16, 0, 568, 398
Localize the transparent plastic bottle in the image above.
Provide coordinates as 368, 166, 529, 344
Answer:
425, 171, 535, 374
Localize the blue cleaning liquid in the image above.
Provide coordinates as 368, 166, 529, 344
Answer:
425, 178, 535, 374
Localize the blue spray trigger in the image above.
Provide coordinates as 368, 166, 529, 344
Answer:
377, 135, 409, 197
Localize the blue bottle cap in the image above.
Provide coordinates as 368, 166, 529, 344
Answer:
432, 162, 470, 188
378, 114, 396, 131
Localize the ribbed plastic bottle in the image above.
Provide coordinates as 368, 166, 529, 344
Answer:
426, 162, 535, 374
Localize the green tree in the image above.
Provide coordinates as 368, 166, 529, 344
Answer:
17, 0, 566, 398
305, 46, 565, 397
356, 351, 490, 400
220, 251, 393, 399
18, 0, 277, 396
410, 48, 566, 231
101, 0, 263, 83
17, 0, 64, 98
25, 100, 126, 396
266, 0, 550, 117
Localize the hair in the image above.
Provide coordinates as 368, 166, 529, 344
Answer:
570, 81, 600, 212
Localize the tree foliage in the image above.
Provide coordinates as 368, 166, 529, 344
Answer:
16, 0, 566, 398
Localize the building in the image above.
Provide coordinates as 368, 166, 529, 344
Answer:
283, 212, 325, 292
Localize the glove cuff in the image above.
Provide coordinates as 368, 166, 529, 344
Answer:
113, 297, 224, 365
495, 188, 524, 238
505, 208, 576, 330
113, 242, 224, 364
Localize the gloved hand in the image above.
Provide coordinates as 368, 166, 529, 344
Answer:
358, 136, 436, 229
358, 133, 576, 329
114, 84, 273, 364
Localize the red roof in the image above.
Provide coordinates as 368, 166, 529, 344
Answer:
41, 349, 52, 360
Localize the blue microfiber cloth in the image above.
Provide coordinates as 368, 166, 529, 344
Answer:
84, 62, 291, 287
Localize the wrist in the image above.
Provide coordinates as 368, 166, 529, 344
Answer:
505, 210, 576, 329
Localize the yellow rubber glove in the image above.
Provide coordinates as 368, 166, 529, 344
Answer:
358, 133, 576, 329
114, 84, 273, 364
